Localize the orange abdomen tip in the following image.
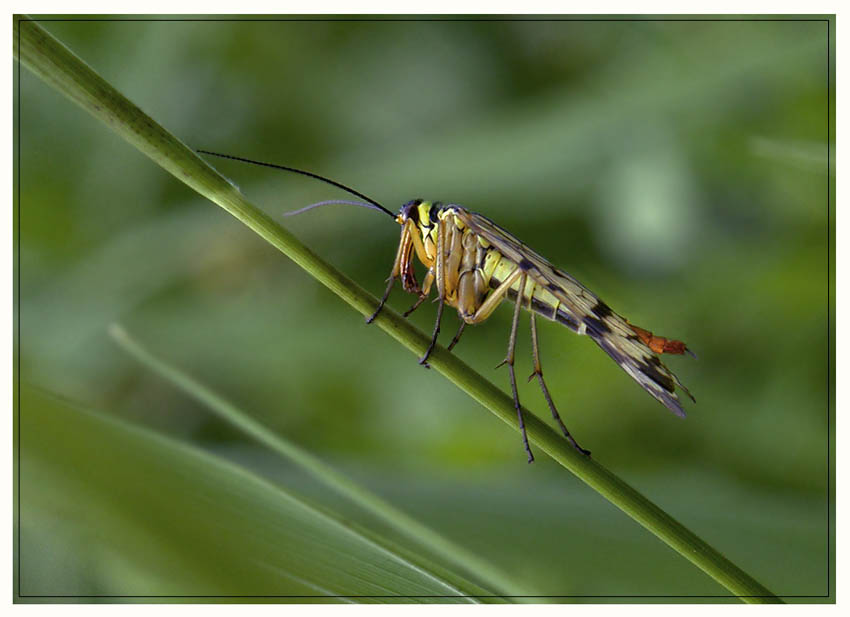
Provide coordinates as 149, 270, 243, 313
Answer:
629, 323, 693, 357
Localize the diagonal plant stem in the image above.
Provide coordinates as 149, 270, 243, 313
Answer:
16, 17, 781, 603
108, 323, 529, 598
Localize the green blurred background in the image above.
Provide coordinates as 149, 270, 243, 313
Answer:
17, 17, 833, 601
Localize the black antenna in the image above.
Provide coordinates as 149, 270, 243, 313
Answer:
197, 150, 396, 219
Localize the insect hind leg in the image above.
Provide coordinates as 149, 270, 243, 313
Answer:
529, 313, 590, 457
496, 272, 535, 463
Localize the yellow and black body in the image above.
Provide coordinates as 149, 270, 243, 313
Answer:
198, 151, 694, 462
368, 199, 693, 461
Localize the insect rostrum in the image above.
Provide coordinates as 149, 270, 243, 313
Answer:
199, 151, 694, 462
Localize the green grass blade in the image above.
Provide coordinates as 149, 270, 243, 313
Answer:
19, 386, 491, 601
15, 17, 781, 603
109, 323, 528, 598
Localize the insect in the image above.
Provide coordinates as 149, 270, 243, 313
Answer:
199, 150, 695, 462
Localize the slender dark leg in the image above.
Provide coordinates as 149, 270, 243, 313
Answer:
403, 295, 427, 318
497, 273, 534, 463
369, 225, 412, 324
419, 219, 447, 366
403, 269, 435, 318
366, 274, 396, 324
447, 321, 467, 352
529, 313, 590, 456
419, 296, 444, 366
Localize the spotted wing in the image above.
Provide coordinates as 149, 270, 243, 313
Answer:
453, 207, 692, 416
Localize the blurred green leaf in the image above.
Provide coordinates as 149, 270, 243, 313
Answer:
108, 323, 526, 597
19, 386, 493, 602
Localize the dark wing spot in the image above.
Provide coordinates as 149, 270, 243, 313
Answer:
546, 282, 560, 291
640, 358, 675, 392
555, 309, 581, 332
592, 301, 613, 319
531, 297, 557, 320
583, 315, 611, 335
518, 258, 535, 271
504, 288, 557, 320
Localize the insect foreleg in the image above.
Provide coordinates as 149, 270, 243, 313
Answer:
403, 269, 435, 318
367, 224, 413, 324
529, 312, 590, 456
497, 271, 534, 463
419, 218, 447, 366
368, 276, 397, 324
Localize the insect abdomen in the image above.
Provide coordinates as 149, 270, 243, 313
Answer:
487, 258, 582, 333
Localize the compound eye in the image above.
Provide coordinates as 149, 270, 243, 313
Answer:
399, 199, 423, 220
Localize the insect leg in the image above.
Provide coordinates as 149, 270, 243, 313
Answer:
368, 276, 397, 324
403, 269, 434, 318
459, 266, 532, 460
367, 225, 412, 324
464, 267, 524, 325
446, 321, 466, 352
419, 218, 447, 366
403, 295, 428, 318
497, 271, 534, 463
529, 312, 590, 456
